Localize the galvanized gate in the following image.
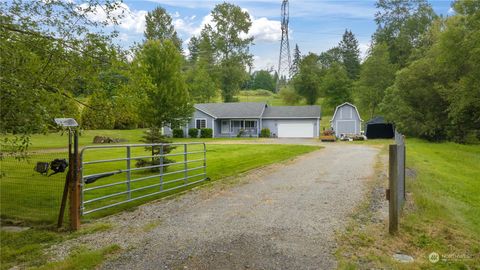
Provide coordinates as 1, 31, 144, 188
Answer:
80, 142, 207, 215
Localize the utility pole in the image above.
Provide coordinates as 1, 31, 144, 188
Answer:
276, 0, 291, 92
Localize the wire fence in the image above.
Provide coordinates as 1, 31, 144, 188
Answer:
0, 149, 69, 225
0, 142, 210, 226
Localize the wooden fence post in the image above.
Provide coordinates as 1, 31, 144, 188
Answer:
389, 144, 398, 234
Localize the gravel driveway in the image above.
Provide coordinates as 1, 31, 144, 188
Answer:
53, 143, 378, 270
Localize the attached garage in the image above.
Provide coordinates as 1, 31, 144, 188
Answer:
261, 105, 321, 138
277, 121, 315, 138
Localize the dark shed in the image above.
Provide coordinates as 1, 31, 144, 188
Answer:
365, 116, 394, 139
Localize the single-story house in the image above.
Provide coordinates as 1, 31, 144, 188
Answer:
330, 102, 363, 138
365, 116, 394, 139
166, 102, 321, 138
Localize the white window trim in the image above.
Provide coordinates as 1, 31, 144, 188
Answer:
195, 118, 207, 129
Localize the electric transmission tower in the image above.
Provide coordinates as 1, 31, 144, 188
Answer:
276, 0, 291, 92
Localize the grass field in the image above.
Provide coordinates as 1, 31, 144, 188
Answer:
337, 139, 480, 269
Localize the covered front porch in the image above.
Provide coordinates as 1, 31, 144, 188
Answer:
217, 119, 259, 137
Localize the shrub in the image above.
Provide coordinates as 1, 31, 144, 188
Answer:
173, 128, 184, 138
237, 129, 245, 137
188, 128, 199, 138
260, 128, 271, 138
200, 128, 213, 138
279, 86, 301, 105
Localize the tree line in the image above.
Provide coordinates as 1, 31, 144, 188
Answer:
287, 0, 479, 143
1, 1, 257, 151
1, 0, 478, 146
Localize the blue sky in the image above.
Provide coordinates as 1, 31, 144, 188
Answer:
94, 0, 454, 70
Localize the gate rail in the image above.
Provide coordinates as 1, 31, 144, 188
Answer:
80, 142, 207, 216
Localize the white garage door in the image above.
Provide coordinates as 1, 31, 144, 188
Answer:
278, 122, 315, 138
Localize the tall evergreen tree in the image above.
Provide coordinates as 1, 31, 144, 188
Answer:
291, 44, 301, 76
339, 29, 361, 79
144, 6, 182, 50
187, 36, 200, 64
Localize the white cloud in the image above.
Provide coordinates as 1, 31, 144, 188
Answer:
359, 42, 371, 61
78, 2, 147, 34
248, 16, 281, 42
252, 55, 277, 71
182, 9, 280, 43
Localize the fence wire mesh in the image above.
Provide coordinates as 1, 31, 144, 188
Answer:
0, 149, 69, 225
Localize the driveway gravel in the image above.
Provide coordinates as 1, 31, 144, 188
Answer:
52, 143, 379, 270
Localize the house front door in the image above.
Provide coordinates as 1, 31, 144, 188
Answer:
221, 120, 230, 134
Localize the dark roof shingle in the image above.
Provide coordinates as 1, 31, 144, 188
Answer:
194, 102, 321, 119
262, 105, 321, 118
195, 102, 266, 118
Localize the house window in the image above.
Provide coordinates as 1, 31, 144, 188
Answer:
195, 119, 206, 129
245, 120, 256, 129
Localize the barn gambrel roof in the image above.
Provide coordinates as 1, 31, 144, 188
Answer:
329, 102, 363, 122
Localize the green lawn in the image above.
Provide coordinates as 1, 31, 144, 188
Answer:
336, 139, 480, 269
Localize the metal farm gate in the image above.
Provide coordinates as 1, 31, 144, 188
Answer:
79, 142, 207, 217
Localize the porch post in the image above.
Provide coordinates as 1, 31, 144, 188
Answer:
212, 119, 215, 138
258, 119, 261, 137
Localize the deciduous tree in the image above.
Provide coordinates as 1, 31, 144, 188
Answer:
356, 43, 397, 118
138, 40, 193, 129
293, 53, 321, 105
373, 0, 437, 67
209, 3, 253, 102
322, 63, 353, 109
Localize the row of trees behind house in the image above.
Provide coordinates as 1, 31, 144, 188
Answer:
1, 0, 478, 146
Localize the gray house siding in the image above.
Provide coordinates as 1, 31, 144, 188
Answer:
331, 103, 362, 137
186, 110, 215, 137
262, 119, 319, 137
215, 119, 260, 137
165, 103, 321, 138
